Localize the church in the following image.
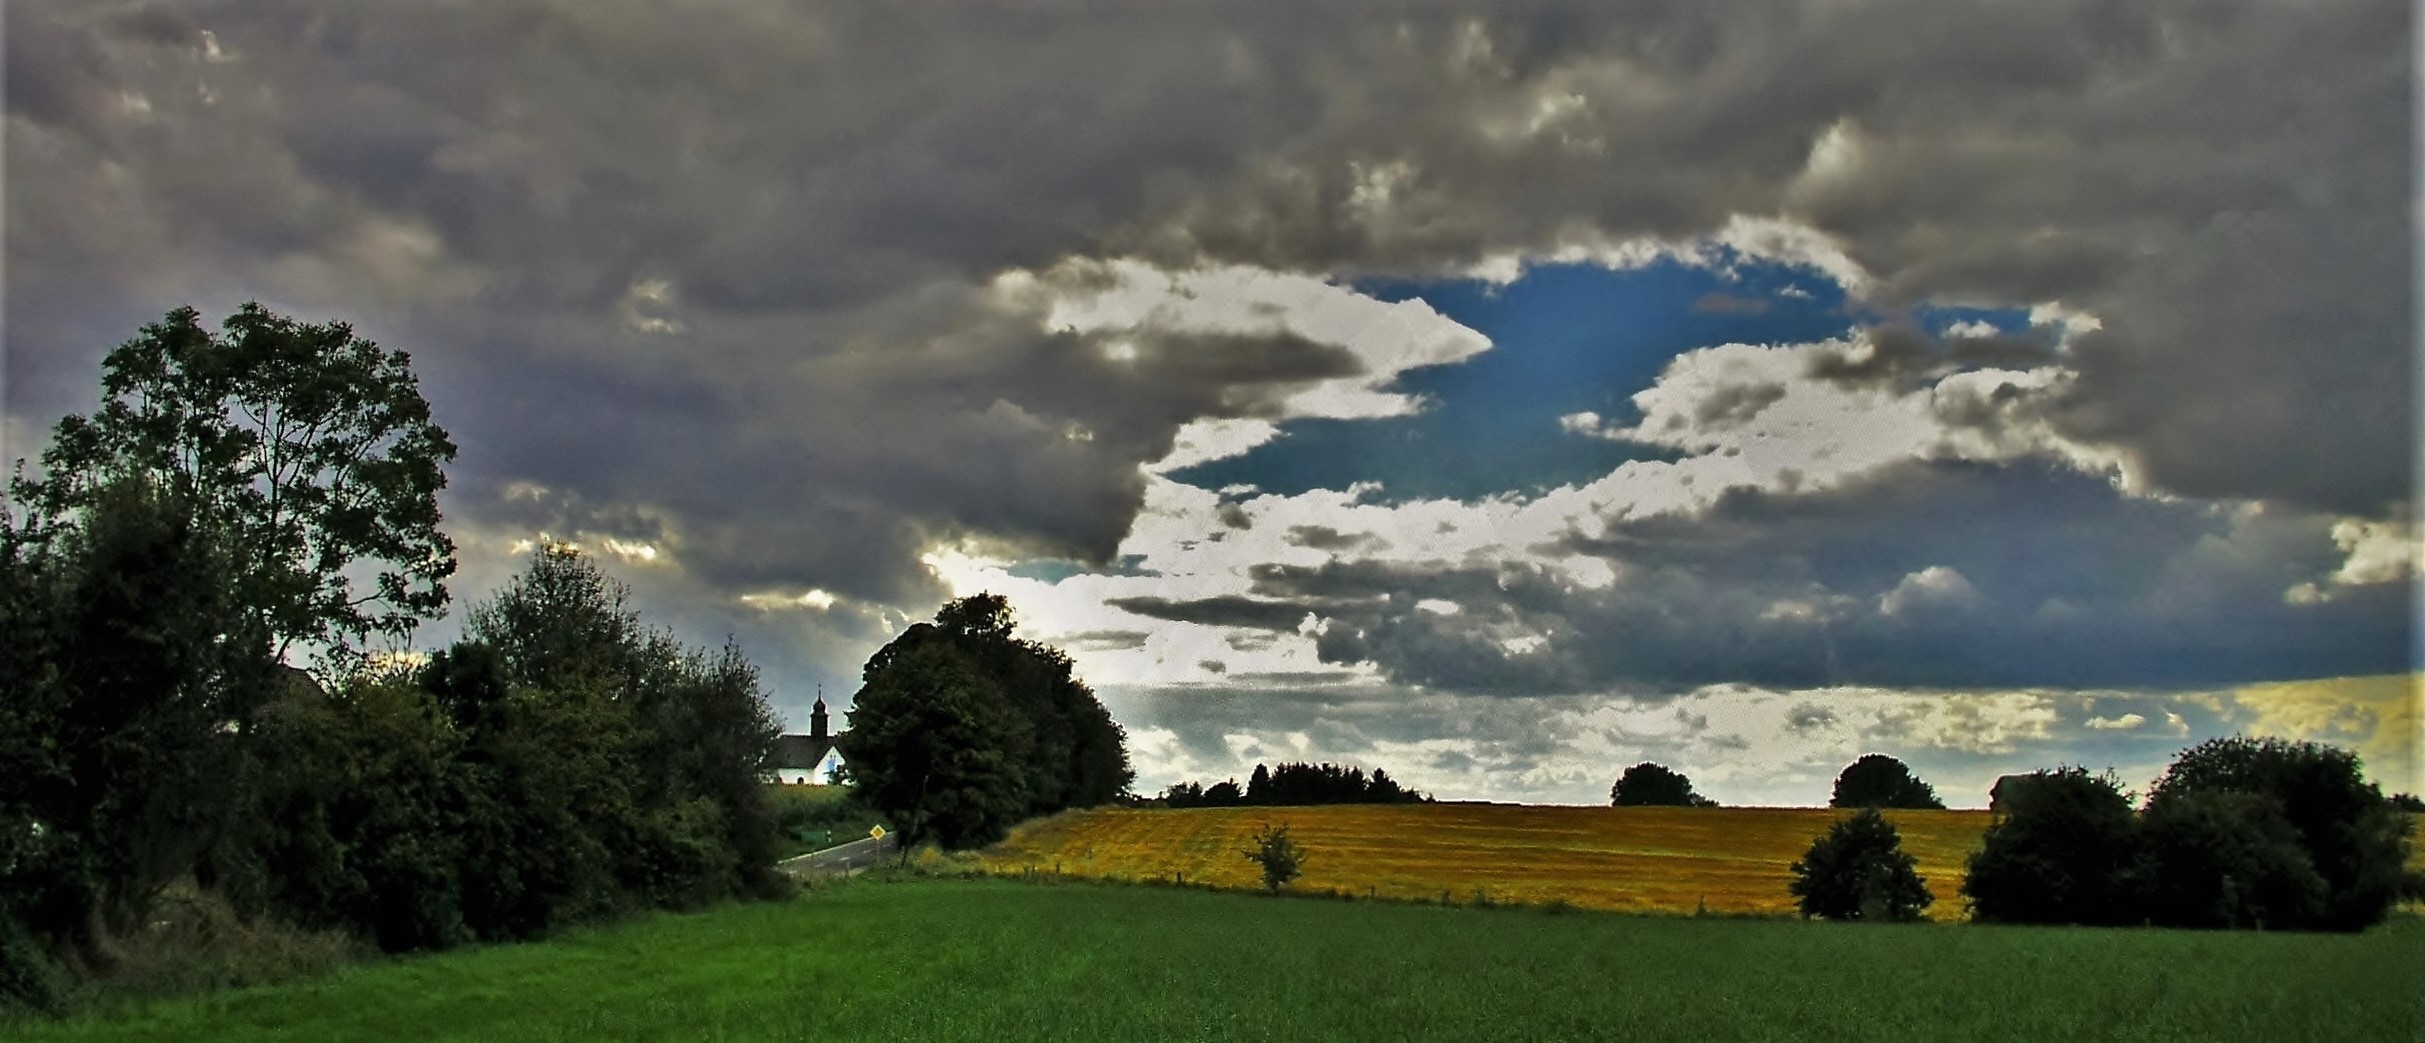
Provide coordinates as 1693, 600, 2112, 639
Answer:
771, 695, 847, 785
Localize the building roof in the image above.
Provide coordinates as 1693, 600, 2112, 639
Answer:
772, 733, 846, 770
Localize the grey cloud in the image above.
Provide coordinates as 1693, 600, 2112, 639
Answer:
1805, 325, 2056, 391
1285, 525, 1382, 552
1058, 630, 1151, 652
1692, 382, 1788, 429
1262, 462, 2409, 694
6, 1, 2407, 707
1786, 703, 1838, 732
1108, 594, 1321, 633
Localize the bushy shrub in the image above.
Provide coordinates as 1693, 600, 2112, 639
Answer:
0, 915, 67, 1016
1962, 767, 2141, 926
240, 676, 470, 953
1789, 808, 1933, 922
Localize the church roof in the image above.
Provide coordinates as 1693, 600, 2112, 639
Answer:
773, 732, 845, 770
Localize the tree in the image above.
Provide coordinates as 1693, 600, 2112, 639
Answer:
1610, 762, 1717, 807
2145, 735, 2413, 931
19, 304, 457, 671
4, 476, 276, 968
840, 595, 1133, 849
835, 639, 1031, 849
1241, 823, 1309, 893
2137, 790, 2326, 930
1789, 808, 1933, 922
1961, 767, 2141, 925
461, 545, 783, 904
1829, 754, 1945, 810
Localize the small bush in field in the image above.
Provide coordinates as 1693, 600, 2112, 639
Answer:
1788, 809, 1932, 922
1241, 824, 1309, 894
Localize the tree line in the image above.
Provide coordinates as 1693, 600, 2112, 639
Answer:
1161, 761, 1431, 808
1, 306, 786, 1012
1784, 739, 2419, 930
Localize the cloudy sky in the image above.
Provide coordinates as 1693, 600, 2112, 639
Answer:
8, 2, 2417, 806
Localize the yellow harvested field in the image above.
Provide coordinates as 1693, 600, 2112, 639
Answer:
979, 806, 2425, 921
979, 804, 1996, 920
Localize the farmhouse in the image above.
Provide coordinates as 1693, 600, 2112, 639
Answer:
772, 696, 847, 785
1987, 773, 2041, 814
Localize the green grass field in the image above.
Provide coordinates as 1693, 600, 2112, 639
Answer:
16, 877, 2421, 1042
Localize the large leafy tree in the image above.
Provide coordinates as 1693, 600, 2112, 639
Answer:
19, 303, 457, 669
836, 639, 1032, 849
1829, 754, 1946, 810
2145, 736, 2413, 931
839, 594, 1133, 849
1961, 767, 2142, 926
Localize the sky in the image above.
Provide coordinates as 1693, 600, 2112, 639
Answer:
6, 2, 2418, 807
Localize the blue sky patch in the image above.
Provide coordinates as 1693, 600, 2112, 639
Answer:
1170, 258, 1860, 502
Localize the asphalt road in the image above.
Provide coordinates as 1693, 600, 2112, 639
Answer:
778, 834, 899, 877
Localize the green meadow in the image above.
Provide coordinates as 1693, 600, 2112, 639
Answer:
15, 877, 2420, 1043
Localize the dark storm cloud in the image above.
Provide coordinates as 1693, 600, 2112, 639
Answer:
1284, 525, 1383, 552
6, 0, 2408, 696
1107, 594, 1322, 633
1689, 292, 1769, 316
1803, 325, 2058, 392
1060, 630, 1151, 652
1255, 462, 2411, 695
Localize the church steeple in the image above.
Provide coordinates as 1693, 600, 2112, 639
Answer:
810, 686, 829, 742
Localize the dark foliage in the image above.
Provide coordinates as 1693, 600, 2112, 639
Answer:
17, 304, 456, 669
212, 546, 787, 952
1828, 754, 1945, 810
838, 595, 1132, 849
2, 308, 794, 1014
0, 478, 276, 985
2145, 735, 2413, 932
1961, 767, 2142, 926
2137, 790, 2326, 930
2389, 792, 2425, 813
1162, 762, 1430, 807
1788, 809, 1933, 922
1610, 763, 1718, 807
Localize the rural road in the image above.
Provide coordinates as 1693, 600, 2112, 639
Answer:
779, 834, 899, 877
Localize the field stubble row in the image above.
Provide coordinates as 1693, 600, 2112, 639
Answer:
977, 804, 1993, 919
977, 804, 2425, 920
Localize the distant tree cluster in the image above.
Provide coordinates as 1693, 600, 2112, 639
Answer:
1829, 754, 1945, 810
1609, 762, 1718, 807
0, 306, 787, 1013
836, 595, 1134, 850
1964, 737, 2419, 931
1161, 761, 1430, 808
